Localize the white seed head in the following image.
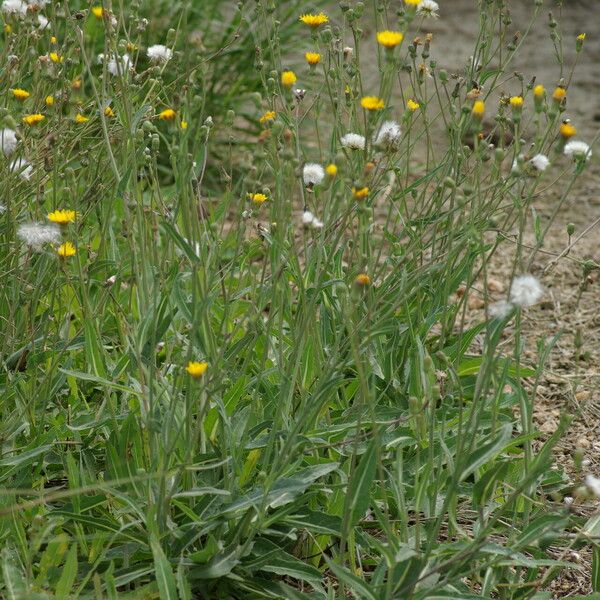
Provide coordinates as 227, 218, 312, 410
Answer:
417, 0, 439, 17
302, 210, 315, 225
107, 53, 131, 76
509, 275, 543, 307
341, 133, 366, 150
585, 475, 600, 498
564, 140, 592, 161
37, 13, 49, 29
373, 120, 402, 149
17, 223, 61, 249
1, 128, 18, 156
2, 0, 27, 15
489, 299, 513, 319
147, 44, 173, 63
10, 158, 32, 180
303, 163, 325, 186
530, 153, 550, 172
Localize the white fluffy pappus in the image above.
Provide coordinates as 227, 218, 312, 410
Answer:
2, 0, 27, 15
341, 133, 366, 150
302, 163, 325, 186
509, 275, 543, 307
489, 300, 514, 319
373, 120, 401, 149
1, 128, 18, 156
564, 140, 592, 161
301, 210, 324, 229
107, 53, 131, 76
417, 0, 439, 17
586, 475, 600, 498
17, 223, 61, 249
530, 153, 550, 172
147, 44, 173, 63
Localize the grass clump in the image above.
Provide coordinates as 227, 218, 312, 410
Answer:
0, 0, 598, 598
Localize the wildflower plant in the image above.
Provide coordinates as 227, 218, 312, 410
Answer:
0, 0, 598, 598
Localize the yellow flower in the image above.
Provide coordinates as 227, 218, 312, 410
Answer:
352, 186, 369, 199
305, 52, 321, 65
281, 70, 297, 87
355, 273, 371, 286
259, 110, 276, 124
376, 30, 404, 49
104, 106, 115, 117
472, 100, 485, 117
159, 108, 176, 120
22, 114, 45, 125
4, 24, 12, 34
533, 84, 545, 98
91, 6, 104, 18
75, 113, 89, 124
552, 87, 566, 102
577, 33, 586, 41
56, 242, 76, 258
11, 88, 30, 100
299, 13, 328, 28
180, 120, 188, 130
406, 99, 420, 111
72, 78, 82, 90
49, 52, 63, 63
509, 96, 523, 108
186, 361, 208, 378
326, 163, 338, 177
48, 209, 76, 224
361, 96, 385, 111
45, 95, 55, 106
559, 121, 577, 139
404, 0, 422, 6
248, 192, 268, 204
50, 36, 57, 44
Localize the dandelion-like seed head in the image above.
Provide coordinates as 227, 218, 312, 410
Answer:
585, 475, 600, 498
17, 223, 61, 250
417, 0, 439, 17
186, 361, 208, 378
147, 44, 173, 63
107, 53, 131, 76
303, 163, 325, 186
299, 12, 328, 27
361, 96, 385, 111
530, 154, 550, 172
0, 128, 18, 156
509, 275, 543, 307
341, 133, 366, 150
489, 300, 514, 319
373, 120, 402, 149
2, 0, 27, 15
376, 30, 404, 49
564, 140, 592, 161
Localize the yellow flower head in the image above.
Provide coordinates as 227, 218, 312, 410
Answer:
376, 30, 404, 49
552, 87, 566, 102
406, 99, 420, 111
4, 24, 12, 34
404, 0, 422, 6
259, 110, 276, 124
50, 36, 57, 44
326, 163, 338, 177
248, 192, 268, 204
72, 78, 82, 90
577, 33, 586, 41
48, 209, 76, 224
11, 88, 30, 101
299, 13, 328, 28
159, 108, 176, 120
104, 106, 115, 117
91, 6, 104, 18
559, 121, 577, 139
305, 52, 321, 65
281, 70, 297, 87
533, 84, 545, 98
361, 96, 385, 111
180, 120, 188, 130
45, 95, 55, 106
22, 114, 45, 125
352, 186, 369, 200
56, 242, 76, 258
49, 52, 63, 63
75, 113, 89, 124
355, 273, 371, 286
509, 95, 523, 108
186, 361, 208, 378
472, 100, 485, 117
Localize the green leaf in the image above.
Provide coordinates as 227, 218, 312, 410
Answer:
151, 535, 178, 600
460, 424, 511, 481
55, 544, 78, 600
326, 560, 378, 600
347, 439, 377, 528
